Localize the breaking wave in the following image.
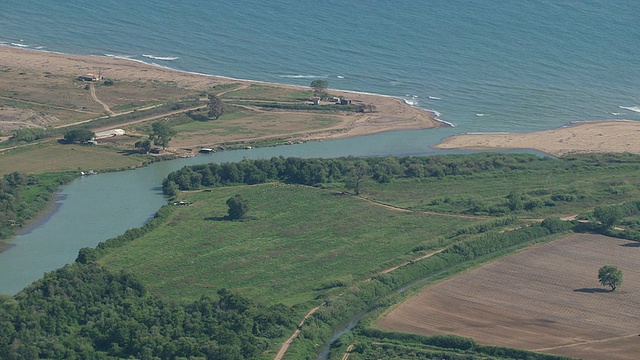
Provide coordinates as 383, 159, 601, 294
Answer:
619, 106, 640, 113
142, 54, 179, 61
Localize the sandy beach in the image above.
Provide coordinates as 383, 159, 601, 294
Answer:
435, 120, 640, 156
0, 46, 441, 143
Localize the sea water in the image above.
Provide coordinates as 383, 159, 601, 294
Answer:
1, 0, 639, 134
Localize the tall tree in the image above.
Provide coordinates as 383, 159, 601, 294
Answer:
310, 79, 328, 99
149, 121, 176, 150
598, 265, 622, 291
345, 160, 370, 196
64, 129, 95, 143
226, 194, 249, 220
207, 94, 224, 119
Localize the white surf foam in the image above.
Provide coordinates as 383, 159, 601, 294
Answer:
476, 113, 485, 117
280, 74, 325, 79
620, 106, 640, 113
104, 53, 132, 60
142, 54, 179, 61
11, 43, 29, 47
428, 96, 441, 100
336, 75, 344, 79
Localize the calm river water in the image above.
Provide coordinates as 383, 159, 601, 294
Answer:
1, 127, 542, 294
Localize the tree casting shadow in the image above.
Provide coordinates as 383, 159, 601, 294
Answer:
620, 242, 640, 247
574, 287, 610, 293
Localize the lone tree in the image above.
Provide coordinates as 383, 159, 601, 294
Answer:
598, 265, 623, 291
207, 94, 224, 119
149, 121, 176, 150
63, 129, 95, 143
226, 194, 249, 220
310, 79, 328, 99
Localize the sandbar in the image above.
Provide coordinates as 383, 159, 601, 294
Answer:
435, 120, 640, 156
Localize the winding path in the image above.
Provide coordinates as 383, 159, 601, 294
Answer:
89, 83, 114, 115
273, 306, 321, 360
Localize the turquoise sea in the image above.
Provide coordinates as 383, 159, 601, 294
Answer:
2, 0, 639, 134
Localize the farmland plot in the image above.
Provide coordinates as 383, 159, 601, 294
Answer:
376, 234, 640, 360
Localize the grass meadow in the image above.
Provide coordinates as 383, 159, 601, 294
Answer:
0, 142, 150, 175
99, 183, 485, 306
364, 161, 640, 217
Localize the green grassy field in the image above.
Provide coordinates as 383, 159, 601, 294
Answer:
364, 159, 640, 217
99, 183, 486, 305
0, 141, 151, 175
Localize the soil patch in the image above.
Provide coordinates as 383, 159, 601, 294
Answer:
376, 234, 640, 360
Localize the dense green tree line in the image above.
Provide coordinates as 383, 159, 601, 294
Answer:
0, 263, 296, 359
163, 153, 550, 195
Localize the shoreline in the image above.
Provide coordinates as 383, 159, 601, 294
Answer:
0, 45, 442, 143
435, 120, 640, 156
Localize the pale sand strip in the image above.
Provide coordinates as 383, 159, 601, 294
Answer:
0, 46, 441, 142
435, 120, 640, 156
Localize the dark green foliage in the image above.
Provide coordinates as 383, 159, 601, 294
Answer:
11, 128, 46, 143
541, 217, 573, 233
63, 129, 95, 143
164, 153, 554, 193
0, 264, 295, 359
226, 194, 249, 220
75, 247, 98, 264
134, 139, 151, 154
207, 93, 224, 119
593, 205, 622, 229
598, 265, 622, 291
149, 121, 176, 149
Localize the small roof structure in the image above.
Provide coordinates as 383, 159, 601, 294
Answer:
95, 129, 125, 139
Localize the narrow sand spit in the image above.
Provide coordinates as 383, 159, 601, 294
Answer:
435, 120, 640, 156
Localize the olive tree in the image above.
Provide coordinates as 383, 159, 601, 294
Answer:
598, 265, 622, 291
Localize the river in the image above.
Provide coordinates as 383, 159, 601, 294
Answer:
2, 127, 496, 295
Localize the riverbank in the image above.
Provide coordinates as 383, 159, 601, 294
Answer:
435, 120, 640, 156
0, 46, 442, 145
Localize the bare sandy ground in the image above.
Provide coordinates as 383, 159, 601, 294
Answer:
435, 120, 640, 156
376, 234, 640, 360
0, 46, 441, 142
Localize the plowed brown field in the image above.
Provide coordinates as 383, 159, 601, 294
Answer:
376, 234, 640, 360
